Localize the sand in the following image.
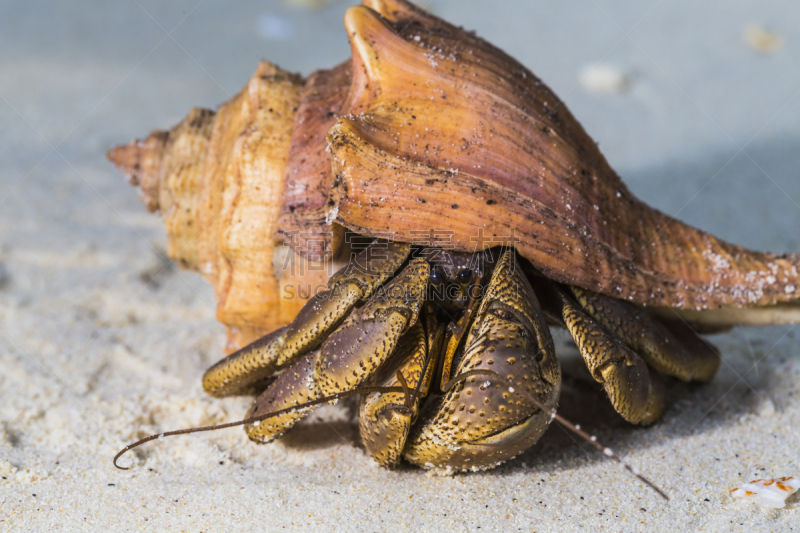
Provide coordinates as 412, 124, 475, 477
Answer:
2, 1, 799, 531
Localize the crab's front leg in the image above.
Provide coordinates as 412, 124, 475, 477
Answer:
202, 240, 411, 397
243, 257, 429, 443
404, 250, 562, 471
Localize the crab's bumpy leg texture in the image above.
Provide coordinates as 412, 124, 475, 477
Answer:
560, 294, 666, 425
359, 320, 432, 467
202, 241, 410, 397
243, 350, 321, 443
404, 250, 561, 472
570, 287, 720, 382
314, 257, 428, 396
244, 256, 428, 444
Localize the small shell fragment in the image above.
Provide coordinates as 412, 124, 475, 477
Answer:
578, 63, 630, 94
744, 24, 784, 54
730, 477, 799, 509
284, 0, 332, 9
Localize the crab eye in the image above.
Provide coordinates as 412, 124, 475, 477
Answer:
457, 268, 473, 284
430, 267, 444, 284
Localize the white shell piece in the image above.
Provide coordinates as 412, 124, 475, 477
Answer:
578, 63, 630, 93
730, 477, 800, 509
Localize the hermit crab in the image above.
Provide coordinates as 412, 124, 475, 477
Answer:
109, 0, 800, 477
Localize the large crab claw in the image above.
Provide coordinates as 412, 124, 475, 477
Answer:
404, 250, 561, 471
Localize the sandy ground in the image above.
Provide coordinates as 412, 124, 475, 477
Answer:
2, 1, 800, 531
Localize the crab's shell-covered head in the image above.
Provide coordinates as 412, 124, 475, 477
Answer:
109, 0, 800, 351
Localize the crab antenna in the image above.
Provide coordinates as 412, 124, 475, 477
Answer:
396, 371, 413, 410
113, 384, 406, 470
442, 369, 670, 501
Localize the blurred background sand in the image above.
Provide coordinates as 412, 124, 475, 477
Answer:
1, 1, 799, 530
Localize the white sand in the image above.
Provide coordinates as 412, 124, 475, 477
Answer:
2, 1, 800, 531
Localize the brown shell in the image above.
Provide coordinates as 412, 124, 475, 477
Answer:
325, 1, 800, 310
109, 0, 800, 350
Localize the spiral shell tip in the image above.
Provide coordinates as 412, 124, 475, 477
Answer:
107, 131, 169, 212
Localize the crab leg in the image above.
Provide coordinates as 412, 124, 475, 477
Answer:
560, 294, 666, 425
202, 241, 410, 397
569, 287, 719, 382
358, 319, 433, 467
242, 350, 322, 443
244, 258, 429, 443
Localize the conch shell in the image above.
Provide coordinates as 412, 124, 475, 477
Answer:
109, 0, 800, 352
